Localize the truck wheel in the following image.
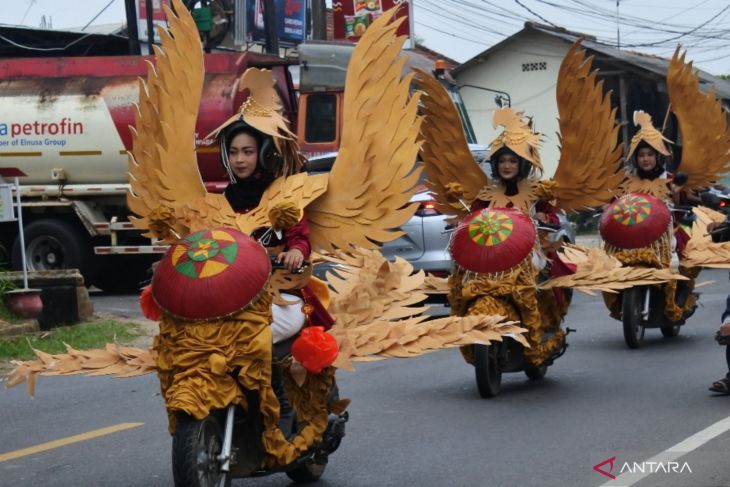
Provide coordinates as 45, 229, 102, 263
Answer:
93, 256, 155, 293
12, 219, 95, 285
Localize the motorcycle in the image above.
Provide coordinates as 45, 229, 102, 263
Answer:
600, 192, 698, 348
150, 227, 348, 487
449, 207, 571, 398
700, 189, 730, 216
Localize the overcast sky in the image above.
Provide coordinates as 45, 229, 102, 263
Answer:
1, 0, 728, 75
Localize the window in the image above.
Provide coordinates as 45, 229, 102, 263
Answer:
305, 94, 337, 143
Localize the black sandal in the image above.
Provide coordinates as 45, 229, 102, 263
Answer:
709, 377, 730, 394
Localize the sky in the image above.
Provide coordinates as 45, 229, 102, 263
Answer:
1, 0, 729, 75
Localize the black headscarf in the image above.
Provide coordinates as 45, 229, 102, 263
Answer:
224, 169, 275, 212
632, 141, 665, 180
221, 124, 275, 211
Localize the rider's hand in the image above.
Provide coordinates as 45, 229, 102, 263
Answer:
534, 211, 548, 224
277, 248, 304, 272
720, 323, 730, 336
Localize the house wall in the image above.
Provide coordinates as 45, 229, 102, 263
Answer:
454, 32, 570, 177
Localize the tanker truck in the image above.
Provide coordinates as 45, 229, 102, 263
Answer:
0, 45, 349, 292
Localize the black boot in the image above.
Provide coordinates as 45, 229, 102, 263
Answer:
271, 361, 296, 436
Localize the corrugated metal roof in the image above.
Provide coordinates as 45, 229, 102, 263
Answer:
454, 22, 730, 100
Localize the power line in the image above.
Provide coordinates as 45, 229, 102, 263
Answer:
513, 0, 559, 28
82, 0, 118, 31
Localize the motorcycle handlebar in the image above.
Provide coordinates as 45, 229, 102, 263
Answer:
270, 255, 311, 274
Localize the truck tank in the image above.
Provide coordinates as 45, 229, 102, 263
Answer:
0, 52, 298, 185
0, 52, 298, 291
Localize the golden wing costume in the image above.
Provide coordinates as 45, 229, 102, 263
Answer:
602, 47, 730, 323
6, 0, 522, 466
415, 40, 628, 368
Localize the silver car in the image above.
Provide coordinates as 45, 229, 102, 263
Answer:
305, 146, 575, 279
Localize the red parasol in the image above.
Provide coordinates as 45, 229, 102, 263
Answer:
451, 207, 536, 274
152, 227, 271, 321
599, 193, 671, 250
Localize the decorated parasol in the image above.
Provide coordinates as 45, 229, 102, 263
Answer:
451, 207, 536, 274
599, 192, 671, 250
152, 227, 271, 321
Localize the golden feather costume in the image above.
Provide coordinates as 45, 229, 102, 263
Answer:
602, 46, 730, 322
415, 40, 686, 366
6, 1, 523, 469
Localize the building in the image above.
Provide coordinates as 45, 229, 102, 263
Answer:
453, 22, 730, 177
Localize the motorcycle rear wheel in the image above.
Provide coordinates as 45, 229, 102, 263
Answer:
286, 461, 327, 483
660, 324, 681, 338
622, 287, 646, 349
474, 344, 502, 398
172, 413, 231, 487
524, 363, 548, 380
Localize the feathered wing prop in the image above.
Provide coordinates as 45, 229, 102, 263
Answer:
313, 249, 526, 371
682, 206, 730, 268
412, 69, 488, 219
4, 343, 156, 398
305, 9, 423, 252
5, 249, 524, 392
667, 47, 730, 190
551, 40, 623, 212
539, 245, 687, 295
126, 0, 235, 241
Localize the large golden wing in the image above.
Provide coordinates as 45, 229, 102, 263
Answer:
683, 206, 730, 268
321, 249, 525, 371
412, 69, 488, 218
127, 0, 228, 241
667, 48, 730, 190
305, 9, 423, 252
539, 245, 687, 295
551, 40, 623, 212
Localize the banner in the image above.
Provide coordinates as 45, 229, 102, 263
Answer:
332, 0, 410, 41
245, 0, 306, 46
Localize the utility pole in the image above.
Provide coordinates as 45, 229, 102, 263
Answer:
145, 0, 155, 54
263, 0, 279, 55
616, 0, 620, 49
124, 0, 141, 55
311, 0, 327, 40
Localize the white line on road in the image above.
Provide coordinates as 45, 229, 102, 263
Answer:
600, 415, 730, 486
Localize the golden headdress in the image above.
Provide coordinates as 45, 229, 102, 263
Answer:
627, 110, 673, 160
206, 67, 304, 177
487, 107, 543, 170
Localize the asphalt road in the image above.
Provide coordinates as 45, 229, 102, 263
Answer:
2, 270, 730, 486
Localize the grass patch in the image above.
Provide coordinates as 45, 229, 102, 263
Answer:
0, 300, 20, 323
0, 319, 144, 362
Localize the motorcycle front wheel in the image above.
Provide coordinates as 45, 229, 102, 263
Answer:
622, 287, 646, 349
474, 343, 502, 398
172, 413, 231, 487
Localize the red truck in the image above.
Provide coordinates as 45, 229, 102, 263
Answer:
0, 43, 350, 291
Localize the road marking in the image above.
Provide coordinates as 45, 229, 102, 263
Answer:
0, 422, 144, 463
600, 415, 730, 486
